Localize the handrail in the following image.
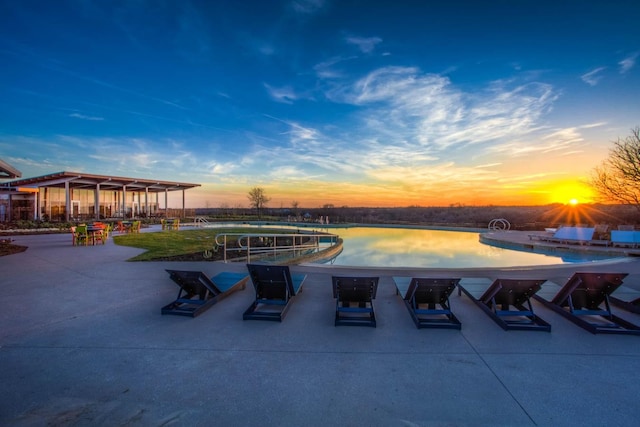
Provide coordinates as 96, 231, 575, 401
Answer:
194, 216, 210, 227
214, 232, 339, 263
488, 218, 511, 231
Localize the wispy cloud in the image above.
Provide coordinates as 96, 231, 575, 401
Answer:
313, 55, 357, 79
263, 83, 299, 104
619, 53, 638, 74
345, 36, 382, 53
69, 113, 104, 121
581, 67, 606, 86
291, 0, 326, 14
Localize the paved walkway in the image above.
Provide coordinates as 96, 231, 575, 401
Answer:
1, 228, 640, 426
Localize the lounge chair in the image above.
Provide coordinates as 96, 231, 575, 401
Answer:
393, 277, 461, 329
458, 278, 550, 331
547, 226, 595, 245
533, 272, 640, 335
610, 230, 640, 248
332, 276, 379, 327
610, 284, 640, 314
244, 264, 306, 321
162, 269, 248, 317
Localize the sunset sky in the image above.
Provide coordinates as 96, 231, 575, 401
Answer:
1, 0, 639, 208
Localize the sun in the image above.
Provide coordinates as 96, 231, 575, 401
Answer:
569, 198, 579, 206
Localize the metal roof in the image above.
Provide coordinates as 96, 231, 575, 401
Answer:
1, 171, 200, 192
0, 159, 22, 179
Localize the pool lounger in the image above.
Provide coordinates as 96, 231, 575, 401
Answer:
393, 277, 461, 329
533, 272, 640, 335
610, 285, 640, 314
332, 276, 379, 327
458, 278, 551, 331
244, 264, 306, 322
162, 270, 249, 317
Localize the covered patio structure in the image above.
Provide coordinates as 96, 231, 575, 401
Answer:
1, 171, 200, 222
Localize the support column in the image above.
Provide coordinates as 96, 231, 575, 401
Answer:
182, 189, 185, 219
164, 189, 168, 218
122, 185, 127, 219
145, 187, 149, 217
94, 184, 100, 220
34, 187, 40, 220
65, 181, 71, 222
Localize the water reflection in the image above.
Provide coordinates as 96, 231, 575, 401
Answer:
323, 227, 605, 268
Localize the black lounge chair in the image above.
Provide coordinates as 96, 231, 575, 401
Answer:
533, 272, 640, 335
332, 276, 379, 327
610, 285, 640, 314
244, 264, 306, 322
458, 278, 550, 331
162, 269, 248, 317
393, 277, 461, 329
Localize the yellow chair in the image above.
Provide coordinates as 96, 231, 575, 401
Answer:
75, 224, 89, 246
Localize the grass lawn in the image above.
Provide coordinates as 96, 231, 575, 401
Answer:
112, 227, 292, 261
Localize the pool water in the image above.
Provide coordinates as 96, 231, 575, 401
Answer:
318, 227, 615, 268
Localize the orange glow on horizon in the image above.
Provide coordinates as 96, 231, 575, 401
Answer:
186, 177, 598, 209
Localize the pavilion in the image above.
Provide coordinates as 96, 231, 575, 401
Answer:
0, 170, 200, 222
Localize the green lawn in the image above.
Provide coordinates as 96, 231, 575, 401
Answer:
113, 227, 289, 261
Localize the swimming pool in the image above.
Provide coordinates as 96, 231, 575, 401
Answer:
315, 226, 617, 268
200, 223, 618, 268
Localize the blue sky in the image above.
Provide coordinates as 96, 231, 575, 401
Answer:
1, 0, 639, 208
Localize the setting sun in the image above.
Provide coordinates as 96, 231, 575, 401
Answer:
540, 180, 595, 206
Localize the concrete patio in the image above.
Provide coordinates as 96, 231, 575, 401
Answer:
1, 228, 640, 426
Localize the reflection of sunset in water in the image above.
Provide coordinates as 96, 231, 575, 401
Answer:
327, 227, 606, 268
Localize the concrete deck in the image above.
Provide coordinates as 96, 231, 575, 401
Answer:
2, 228, 640, 426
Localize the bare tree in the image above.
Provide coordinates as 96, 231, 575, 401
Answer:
591, 127, 640, 212
247, 187, 271, 219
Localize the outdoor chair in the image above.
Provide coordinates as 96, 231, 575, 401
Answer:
610, 283, 640, 314
533, 272, 640, 335
73, 224, 89, 246
244, 264, 306, 321
546, 226, 595, 245
458, 278, 551, 331
70, 226, 79, 246
393, 277, 461, 329
610, 230, 640, 248
162, 269, 249, 317
332, 276, 379, 327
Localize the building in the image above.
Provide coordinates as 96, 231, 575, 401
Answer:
0, 166, 200, 222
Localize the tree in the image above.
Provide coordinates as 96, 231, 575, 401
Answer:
591, 127, 640, 212
247, 187, 271, 219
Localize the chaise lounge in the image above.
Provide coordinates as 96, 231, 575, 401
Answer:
332, 276, 379, 327
244, 264, 306, 322
610, 283, 640, 314
546, 226, 596, 245
610, 230, 640, 248
393, 277, 461, 329
162, 269, 249, 317
458, 277, 551, 331
533, 272, 640, 335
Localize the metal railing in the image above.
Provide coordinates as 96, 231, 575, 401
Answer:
194, 216, 210, 227
214, 232, 339, 263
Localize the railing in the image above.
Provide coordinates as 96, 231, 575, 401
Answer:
488, 218, 511, 231
214, 232, 339, 263
194, 216, 210, 227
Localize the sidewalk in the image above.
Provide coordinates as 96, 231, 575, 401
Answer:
1, 230, 640, 426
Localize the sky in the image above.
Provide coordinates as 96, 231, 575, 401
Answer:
1, 0, 639, 209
